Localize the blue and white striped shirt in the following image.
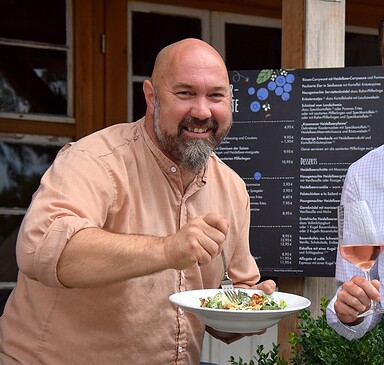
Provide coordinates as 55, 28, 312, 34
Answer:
326, 145, 384, 339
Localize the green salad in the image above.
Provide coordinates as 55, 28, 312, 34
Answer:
200, 290, 287, 311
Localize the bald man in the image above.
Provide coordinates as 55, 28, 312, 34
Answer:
0, 39, 275, 364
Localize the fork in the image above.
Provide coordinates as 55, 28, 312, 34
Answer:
220, 251, 240, 304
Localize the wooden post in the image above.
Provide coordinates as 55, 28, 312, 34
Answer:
279, 0, 345, 359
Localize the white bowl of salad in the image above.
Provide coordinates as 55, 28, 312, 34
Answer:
169, 289, 311, 333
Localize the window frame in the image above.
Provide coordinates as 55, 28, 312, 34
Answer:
211, 11, 282, 60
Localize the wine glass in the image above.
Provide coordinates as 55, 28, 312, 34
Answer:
338, 200, 384, 317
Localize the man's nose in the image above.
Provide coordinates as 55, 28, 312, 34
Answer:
190, 97, 212, 120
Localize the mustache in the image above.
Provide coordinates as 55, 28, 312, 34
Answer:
178, 117, 219, 135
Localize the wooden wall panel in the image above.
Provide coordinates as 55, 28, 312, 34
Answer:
105, 0, 128, 126
282, 0, 306, 69
134, 0, 283, 18
346, 0, 384, 28
73, 0, 106, 139
0, 119, 75, 137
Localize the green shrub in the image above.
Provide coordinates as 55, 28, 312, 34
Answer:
229, 297, 384, 365
229, 343, 288, 365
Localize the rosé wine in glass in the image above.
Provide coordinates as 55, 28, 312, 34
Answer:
340, 244, 384, 271
338, 200, 384, 317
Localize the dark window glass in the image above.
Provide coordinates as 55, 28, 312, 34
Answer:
131, 10, 202, 120
225, 24, 282, 70
0, 140, 63, 208
0, 45, 67, 114
132, 12, 201, 76
345, 32, 381, 66
0, 215, 22, 282
133, 81, 147, 122
0, 0, 66, 44
0, 139, 66, 282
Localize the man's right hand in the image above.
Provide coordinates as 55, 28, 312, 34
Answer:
334, 276, 381, 323
162, 213, 229, 270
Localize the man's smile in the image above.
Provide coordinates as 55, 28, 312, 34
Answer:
185, 126, 210, 134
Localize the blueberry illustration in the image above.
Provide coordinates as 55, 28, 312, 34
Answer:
257, 88, 269, 101
276, 75, 286, 86
283, 83, 292, 92
250, 101, 261, 112
268, 81, 277, 91
248, 87, 256, 95
282, 92, 290, 101
286, 73, 295, 83
254, 171, 262, 180
275, 86, 283, 96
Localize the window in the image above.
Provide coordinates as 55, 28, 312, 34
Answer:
128, 2, 210, 122
0, 134, 71, 285
345, 25, 381, 66
127, 3, 284, 122
0, 0, 73, 122
0, 0, 74, 286
211, 12, 282, 70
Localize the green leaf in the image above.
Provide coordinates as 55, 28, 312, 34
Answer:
256, 69, 274, 84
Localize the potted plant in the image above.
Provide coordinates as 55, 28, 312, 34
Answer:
229, 298, 384, 365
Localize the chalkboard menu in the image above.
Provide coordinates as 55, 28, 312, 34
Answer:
215, 66, 384, 277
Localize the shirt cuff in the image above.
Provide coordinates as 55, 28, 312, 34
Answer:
34, 216, 97, 287
326, 293, 372, 340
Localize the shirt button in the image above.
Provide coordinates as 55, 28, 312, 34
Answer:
178, 346, 183, 353
170, 166, 177, 173
179, 307, 184, 315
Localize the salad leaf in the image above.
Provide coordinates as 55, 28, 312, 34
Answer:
200, 290, 287, 311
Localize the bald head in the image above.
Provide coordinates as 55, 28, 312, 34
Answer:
151, 38, 229, 88
142, 38, 232, 174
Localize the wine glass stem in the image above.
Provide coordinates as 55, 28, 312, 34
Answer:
364, 269, 379, 311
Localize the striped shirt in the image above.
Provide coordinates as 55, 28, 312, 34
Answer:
326, 145, 384, 339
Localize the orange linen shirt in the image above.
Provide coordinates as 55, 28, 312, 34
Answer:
0, 118, 260, 365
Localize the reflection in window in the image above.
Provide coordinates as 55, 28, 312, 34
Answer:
0, 0, 71, 117
0, 139, 67, 208
0, 134, 71, 282
0, 45, 67, 115
0, 73, 30, 113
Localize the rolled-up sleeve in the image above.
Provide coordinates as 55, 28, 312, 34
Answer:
16, 144, 115, 287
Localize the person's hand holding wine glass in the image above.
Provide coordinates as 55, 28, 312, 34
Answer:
335, 200, 384, 323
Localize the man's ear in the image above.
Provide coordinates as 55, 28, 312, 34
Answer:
143, 80, 155, 114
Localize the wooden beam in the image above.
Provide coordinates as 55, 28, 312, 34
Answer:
279, 0, 345, 360
105, 0, 128, 125
0, 119, 75, 138
135, 0, 283, 18
73, 0, 106, 139
346, 0, 384, 28
305, 0, 345, 68
282, 0, 306, 68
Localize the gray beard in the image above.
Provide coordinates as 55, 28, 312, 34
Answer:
153, 101, 220, 173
